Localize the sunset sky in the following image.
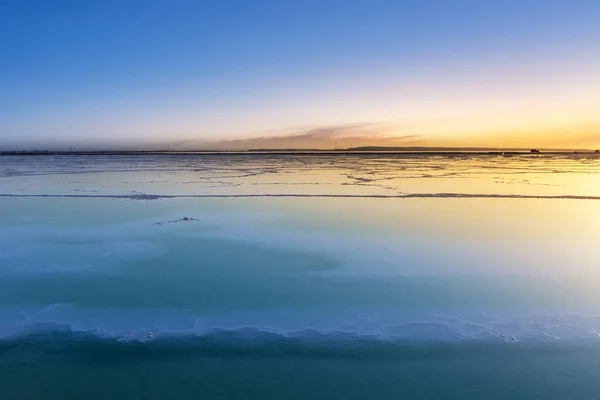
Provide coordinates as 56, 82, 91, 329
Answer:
1, 0, 599, 150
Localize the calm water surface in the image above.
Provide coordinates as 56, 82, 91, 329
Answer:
1, 154, 600, 399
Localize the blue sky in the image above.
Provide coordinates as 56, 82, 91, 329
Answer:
1, 0, 599, 149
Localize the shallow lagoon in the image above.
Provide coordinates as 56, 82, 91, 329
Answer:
1, 154, 600, 399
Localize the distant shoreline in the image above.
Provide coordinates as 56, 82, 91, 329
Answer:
0, 148, 593, 156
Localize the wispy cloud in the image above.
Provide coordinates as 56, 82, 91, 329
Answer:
172, 122, 422, 150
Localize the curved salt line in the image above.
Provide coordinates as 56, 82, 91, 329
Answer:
0, 193, 599, 200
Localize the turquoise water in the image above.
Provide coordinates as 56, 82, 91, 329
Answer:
1, 154, 600, 399
4, 337, 600, 399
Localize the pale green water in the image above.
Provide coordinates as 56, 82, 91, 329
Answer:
1, 154, 600, 399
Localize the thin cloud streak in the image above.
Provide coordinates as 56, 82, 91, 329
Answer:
171, 120, 600, 151
172, 123, 423, 150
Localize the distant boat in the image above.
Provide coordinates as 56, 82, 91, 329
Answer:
530, 149, 540, 153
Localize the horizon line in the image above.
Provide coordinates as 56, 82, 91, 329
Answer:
1, 146, 597, 156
